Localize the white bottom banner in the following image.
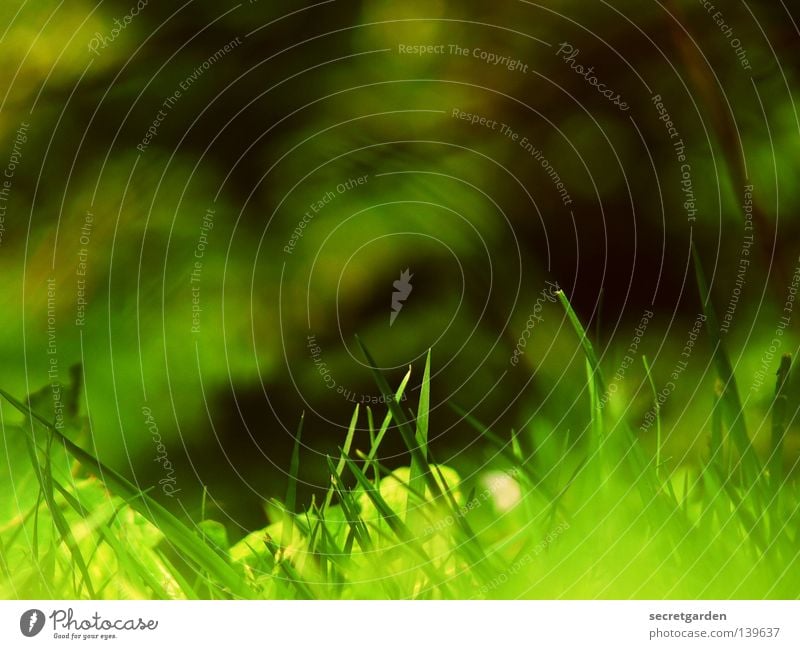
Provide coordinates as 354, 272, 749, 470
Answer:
1, 600, 797, 648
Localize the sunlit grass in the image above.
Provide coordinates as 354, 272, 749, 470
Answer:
1, 288, 799, 600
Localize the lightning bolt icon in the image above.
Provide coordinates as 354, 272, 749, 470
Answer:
28, 611, 38, 632
390, 268, 413, 326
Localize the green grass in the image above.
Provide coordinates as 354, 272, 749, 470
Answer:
1, 296, 799, 599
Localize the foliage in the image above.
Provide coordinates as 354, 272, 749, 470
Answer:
2, 299, 798, 600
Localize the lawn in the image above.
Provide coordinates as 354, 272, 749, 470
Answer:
2, 284, 797, 600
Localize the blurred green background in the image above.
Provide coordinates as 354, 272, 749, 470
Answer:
1, 0, 798, 533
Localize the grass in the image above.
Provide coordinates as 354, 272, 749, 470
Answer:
1, 294, 799, 599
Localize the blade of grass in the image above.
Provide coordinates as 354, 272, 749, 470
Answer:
556, 291, 606, 392
714, 464, 768, 553
323, 406, 359, 511
409, 350, 432, 507
770, 354, 791, 492
365, 368, 411, 484
156, 551, 200, 599
339, 454, 452, 597
22, 430, 96, 598
691, 245, 761, 488
355, 337, 445, 503
361, 446, 491, 574
556, 291, 659, 498
281, 414, 304, 552
354, 450, 432, 512
325, 455, 372, 554
448, 402, 559, 506
709, 379, 725, 469
586, 357, 604, 476
366, 407, 376, 451
642, 355, 662, 481
309, 503, 348, 587
0, 387, 254, 598
427, 458, 494, 575
55, 485, 177, 599
262, 535, 316, 599
770, 355, 791, 540
510, 428, 523, 463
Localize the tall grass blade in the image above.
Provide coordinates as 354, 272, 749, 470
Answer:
556, 291, 606, 393
282, 413, 304, 551
324, 455, 372, 553
365, 368, 412, 483
355, 337, 444, 502
54, 484, 177, 599
771, 354, 791, 492
642, 355, 662, 480
555, 291, 658, 498
323, 406, 359, 511
409, 350, 431, 516
263, 535, 316, 599
22, 431, 96, 598
0, 387, 254, 598
709, 379, 724, 469
448, 402, 558, 504
339, 454, 451, 597
691, 244, 760, 487
586, 358, 603, 474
